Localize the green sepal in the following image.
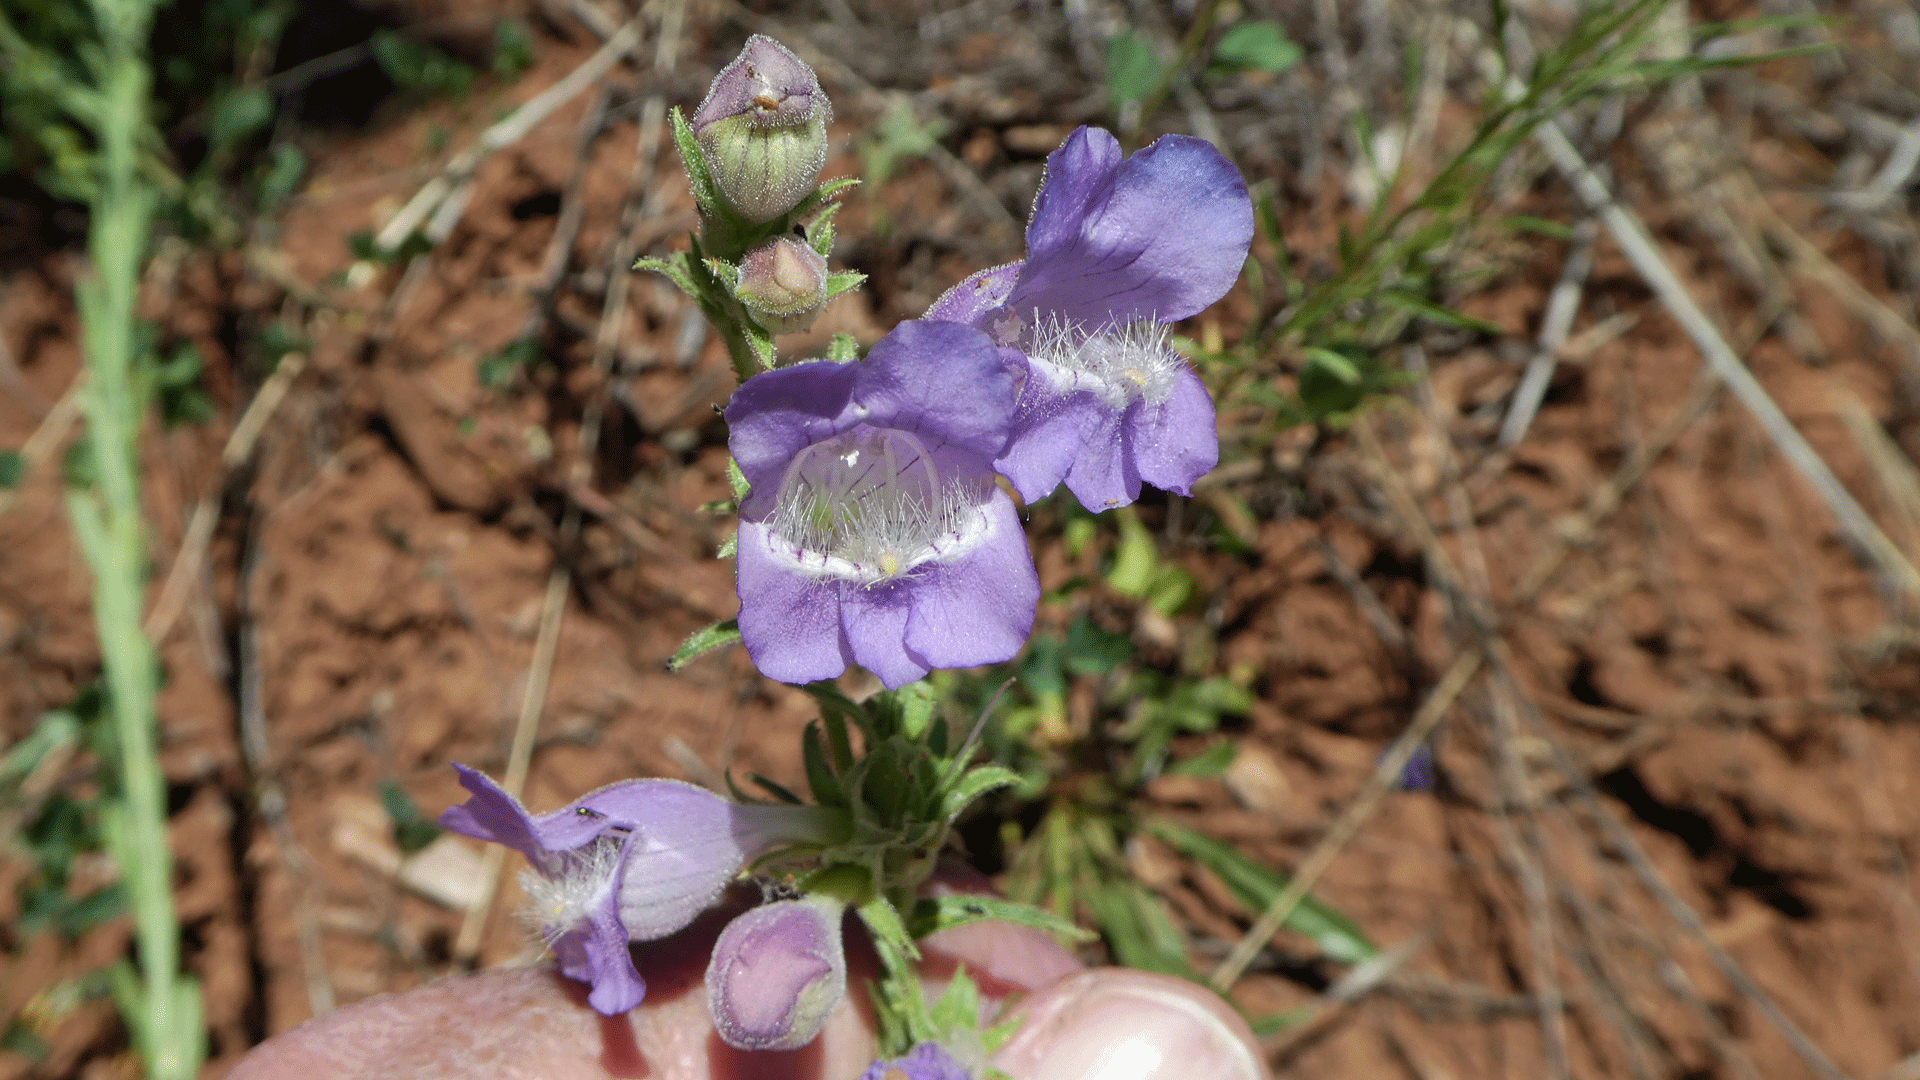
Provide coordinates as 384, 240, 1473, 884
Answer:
789, 176, 860, 222
633, 253, 700, 297
668, 619, 740, 671
802, 721, 846, 808
906, 892, 1095, 943
727, 457, 751, 501
744, 772, 806, 805
716, 531, 737, 559
824, 271, 866, 301
828, 333, 861, 362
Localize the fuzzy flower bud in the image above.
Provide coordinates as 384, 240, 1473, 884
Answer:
692, 35, 831, 223
706, 895, 848, 1051
438, 765, 842, 1016
735, 236, 830, 334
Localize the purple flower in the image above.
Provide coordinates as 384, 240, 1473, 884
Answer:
726, 319, 1041, 689
706, 896, 848, 1051
438, 765, 839, 1015
859, 1042, 975, 1080
926, 126, 1252, 511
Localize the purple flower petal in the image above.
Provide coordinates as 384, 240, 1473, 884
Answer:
1061, 401, 1142, 511
707, 897, 848, 1051
994, 377, 1103, 504
1009, 129, 1253, 330
736, 519, 852, 684
439, 765, 612, 861
925, 261, 1022, 326
903, 493, 1040, 669
858, 1042, 974, 1080
1129, 364, 1218, 496
552, 892, 647, 1015
838, 577, 926, 689
845, 320, 1016, 464
727, 362, 865, 520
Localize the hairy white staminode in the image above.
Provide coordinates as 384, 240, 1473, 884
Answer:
518, 835, 623, 945
769, 427, 987, 585
1027, 315, 1184, 408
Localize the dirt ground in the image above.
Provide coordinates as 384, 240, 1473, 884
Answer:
4, 1, 1920, 1078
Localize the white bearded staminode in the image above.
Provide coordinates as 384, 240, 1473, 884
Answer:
770, 426, 987, 585
517, 835, 623, 946
1026, 315, 1184, 409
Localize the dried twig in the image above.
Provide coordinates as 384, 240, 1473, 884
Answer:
1500, 216, 1598, 448
1208, 647, 1482, 991
1528, 104, 1920, 596
373, 19, 643, 255
144, 353, 309, 646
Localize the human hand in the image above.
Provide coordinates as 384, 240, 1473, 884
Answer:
227, 901, 1267, 1080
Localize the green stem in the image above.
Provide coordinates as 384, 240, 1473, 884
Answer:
67, 0, 202, 1077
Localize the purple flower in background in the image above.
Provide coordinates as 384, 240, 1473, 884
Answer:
438, 765, 839, 1015
726, 319, 1041, 689
859, 1042, 974, 1080
706, 896, 848, 1051
927, 126, 1252, 511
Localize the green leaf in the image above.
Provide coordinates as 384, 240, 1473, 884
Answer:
491, 19, 536, 77
1501, 214, 1572, 240
1166, 740, 1236, 777
1064, 617, 1132, 676
371, 30, 476, 97
379, 780, 440, 853
1377, 291, 1501, 335
802, 721, 846, 807
0, 449, 23, 489
1105, 32, 1163, 107
1147, 819, 1377, 963
255, 143, 305, 209
906, 893, 1096, 942
1088, 881, 1196, 977
209, 87, 273, 156
927, 964, 982, 1036
668, 619, 741, 671
1210, 21, 1303, 75
1106, 509, 1157, 597
938, 764, 1020, 821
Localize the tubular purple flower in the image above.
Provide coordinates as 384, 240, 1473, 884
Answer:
692, 35, 832, 223
706, 895, 848, 1051
859, 1042, 975, 1080
437, 765, 840, 1016
726, 319, 1040, 689
926, 126, 1252, 511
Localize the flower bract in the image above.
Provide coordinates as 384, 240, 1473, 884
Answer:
726, 319, 1040, 688
926, 126, 1252, 511
438, 765, 837, 1015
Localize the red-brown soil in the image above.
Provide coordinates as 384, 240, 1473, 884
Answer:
4, 3, 1920, 1079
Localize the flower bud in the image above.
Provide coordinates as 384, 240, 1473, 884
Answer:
706, 895, 848, 1051
735, 236, 830, 334
988, 969, 1271, 1080
692, 35, 832, 223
